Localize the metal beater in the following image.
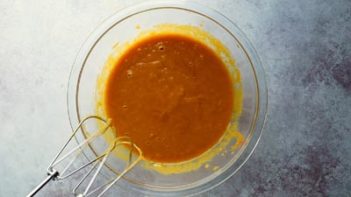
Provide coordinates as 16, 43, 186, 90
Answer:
27, 115, 143, 197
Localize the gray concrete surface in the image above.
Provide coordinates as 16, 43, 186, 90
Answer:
0, 0, 350, 196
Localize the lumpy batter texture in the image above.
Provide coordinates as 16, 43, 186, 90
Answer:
105, 34, 233, 163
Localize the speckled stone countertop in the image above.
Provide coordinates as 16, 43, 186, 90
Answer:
0, 0, 350, 196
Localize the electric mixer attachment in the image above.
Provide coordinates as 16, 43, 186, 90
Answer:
27, 115, 143, 197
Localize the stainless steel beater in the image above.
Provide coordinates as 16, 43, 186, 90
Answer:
27, 115, 143, 197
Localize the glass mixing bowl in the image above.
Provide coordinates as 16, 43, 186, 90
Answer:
67, 1, 267, 196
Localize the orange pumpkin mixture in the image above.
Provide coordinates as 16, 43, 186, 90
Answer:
104, 34, 233, 163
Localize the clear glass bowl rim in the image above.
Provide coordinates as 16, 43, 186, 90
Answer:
67, 1, 268, 196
